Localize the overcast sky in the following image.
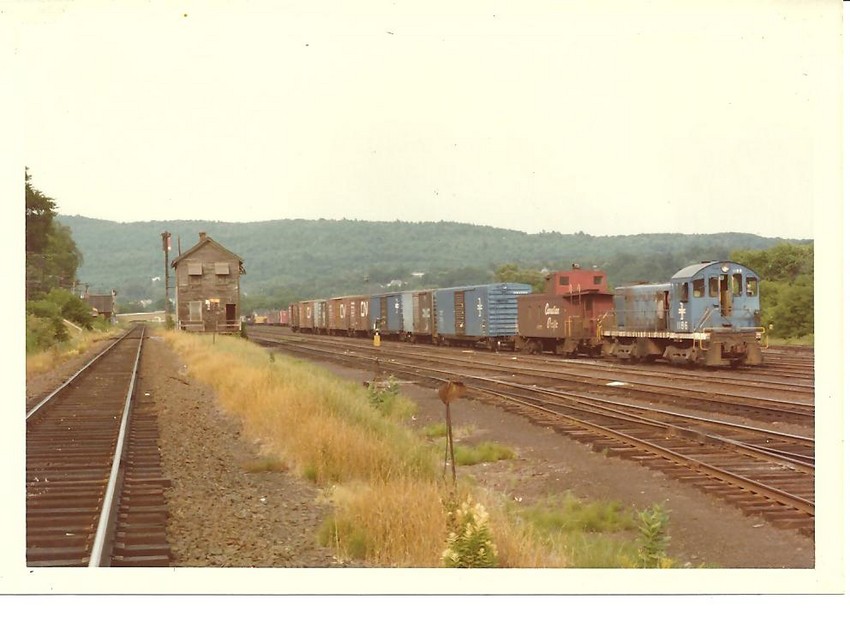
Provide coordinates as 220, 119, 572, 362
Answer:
12, 0, 843, 239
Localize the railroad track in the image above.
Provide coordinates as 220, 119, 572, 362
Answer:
248, 327, 815, 535
250, 327, 814, 428
26, 325, 172, 567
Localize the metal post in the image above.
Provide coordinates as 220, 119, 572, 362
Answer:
437, 381, 466, 488
161, 232, 171, 326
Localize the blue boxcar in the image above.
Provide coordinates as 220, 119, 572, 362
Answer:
433, 283, 532, 348
400, 290, 434, 342
603, 261, 763, 366
370, 292, 405, 336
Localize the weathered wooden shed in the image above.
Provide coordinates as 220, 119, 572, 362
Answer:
171, 232, 245, 333
86, 291, 117, 322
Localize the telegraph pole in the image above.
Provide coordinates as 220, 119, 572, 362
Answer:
161, 231, 171, 327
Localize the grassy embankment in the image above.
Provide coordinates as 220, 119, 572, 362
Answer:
164, 331, 672, 568
26, 323, 123, 381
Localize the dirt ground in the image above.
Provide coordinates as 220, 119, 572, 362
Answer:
26, 334, 815, 571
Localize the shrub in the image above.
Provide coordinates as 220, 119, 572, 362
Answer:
25, 302, 68, 349
40, 288, 94, 329
26, 314, 61, 353
636, 504, 672, 568
442, 496, 499, 568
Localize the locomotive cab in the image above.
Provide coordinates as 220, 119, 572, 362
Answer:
670, 261, 761, 334
604, 260, 763, 367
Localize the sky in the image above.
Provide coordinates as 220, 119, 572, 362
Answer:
9, 0, 844, 240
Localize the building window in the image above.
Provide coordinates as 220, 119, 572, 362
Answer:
188, 262, 203, 276
189, 301, 202, 322
214, 262, 230, 275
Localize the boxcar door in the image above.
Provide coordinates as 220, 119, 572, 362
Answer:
454, 291, 465, 335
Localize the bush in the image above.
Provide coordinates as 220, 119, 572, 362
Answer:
42, 288, 94, 329
442, 496, 499, 568
636, 504, 672, 568
26, 314, 63, 353
25, 301, 68, 350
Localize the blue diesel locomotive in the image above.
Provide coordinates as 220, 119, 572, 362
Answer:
601, 260, 763, 367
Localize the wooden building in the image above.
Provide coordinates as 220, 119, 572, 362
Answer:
86, 291, 117, 322
171, 232, 245, 333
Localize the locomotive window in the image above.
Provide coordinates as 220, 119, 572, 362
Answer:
746, 277, 758, 296
679, 282, 689, 301
692, 278, 705, 298
732, 273, 743, 296
709, 277, 719, 298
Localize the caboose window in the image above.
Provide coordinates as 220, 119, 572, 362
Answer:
746, 277, 758, 296
692, 278, 705, 298
709, 277, 719, 298
559, 276, 569, 286
593, 276, 603, 285
732, 273, 743, 296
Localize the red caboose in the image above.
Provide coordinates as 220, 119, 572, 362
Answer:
516, 266, 614, 357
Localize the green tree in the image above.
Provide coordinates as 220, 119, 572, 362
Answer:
25, 168, 57, 254
731, 244, 814, 340
25, 170, 84, 298
494, 263, 546, 292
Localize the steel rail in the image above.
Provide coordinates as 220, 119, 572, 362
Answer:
482, 380, 815, 471
27, 327, 137, 421
252, 331, 813, 420
88, 326, 145, 567
469, 384, 815, 516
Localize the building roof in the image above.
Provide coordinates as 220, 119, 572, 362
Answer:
170, 232, 246, 274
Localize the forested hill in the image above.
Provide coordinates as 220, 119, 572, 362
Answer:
58, 215, 806, 310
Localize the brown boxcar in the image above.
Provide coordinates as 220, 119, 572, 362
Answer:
327, 295, 371, 336
296, 299, 326, 333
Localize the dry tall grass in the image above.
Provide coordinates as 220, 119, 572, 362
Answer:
26, 326, 121, 381
164, 332, 640, 568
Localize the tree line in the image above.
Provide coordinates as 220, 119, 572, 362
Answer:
29, 182, 815, 346
25, 171, 107, 352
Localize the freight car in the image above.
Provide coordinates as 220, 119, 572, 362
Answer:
327, 295, 371, 337
601, 260, 763, 367
286, 260, 764, 367
432, 283, 532, 349
515, 266, 613, 357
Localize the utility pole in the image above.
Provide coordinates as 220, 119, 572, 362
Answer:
161, 231, 171, 327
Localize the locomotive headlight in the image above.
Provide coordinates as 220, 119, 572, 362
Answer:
721, 263, 730, 273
